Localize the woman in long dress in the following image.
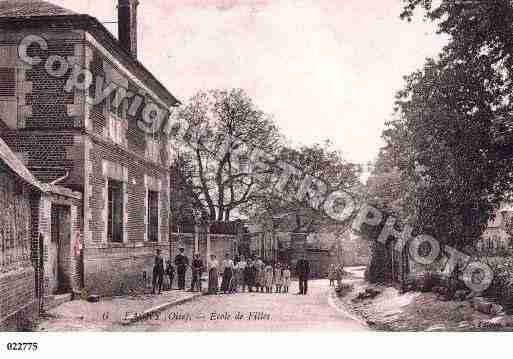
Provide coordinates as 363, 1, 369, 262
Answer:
255, 258, 265, 293
264, 262, 274, 293
221, 253, 234, 294
208, 254, 219, 295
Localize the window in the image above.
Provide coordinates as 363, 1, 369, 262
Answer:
107, 179, 124, 242
108, 89, 127, 145
146, 138, 160, 163
147, 190, 159, 242
0, 67, 15, 97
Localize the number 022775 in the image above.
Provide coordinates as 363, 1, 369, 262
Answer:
6, 342, 38, 351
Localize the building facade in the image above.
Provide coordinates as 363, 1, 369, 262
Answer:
0, 1, 180, 296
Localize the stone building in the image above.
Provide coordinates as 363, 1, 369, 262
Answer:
0, 0, 180, 296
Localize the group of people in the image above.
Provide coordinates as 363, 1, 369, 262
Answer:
151, 248, 204, 294
151, 248, 312, 296
327, 263, 345, 288
206, 253, 294, 295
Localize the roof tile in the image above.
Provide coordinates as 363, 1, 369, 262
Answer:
0, 0, 76, 17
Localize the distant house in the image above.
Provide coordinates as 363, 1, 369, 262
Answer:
476, 204, 513, 255
243, 213, 369, 277
0, 0, 180, 297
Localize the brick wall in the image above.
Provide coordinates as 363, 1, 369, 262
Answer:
0, 31, 86, 187
83, 136, 170, 296
1, 131, 84, 188
0, 266, 37, 331
0, 164, 37, 330
24, 40, 78, 129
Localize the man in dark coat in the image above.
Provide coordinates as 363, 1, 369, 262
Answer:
190, 253, 204, 292
243, 258, 253, 292
295, 253, 310, 295
152, 249, 165, 294
175, 247, 189, 290
165, 258, 175, 290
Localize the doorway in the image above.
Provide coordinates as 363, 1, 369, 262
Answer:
49, 204, 71, 294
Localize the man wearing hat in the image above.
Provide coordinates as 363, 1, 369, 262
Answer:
190, 253, 204, 292
174, 247, 190, 290
152, 249, 165, 294
295, 252, 310, 295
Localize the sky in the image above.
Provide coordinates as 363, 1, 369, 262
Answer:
52, 0, 447, 166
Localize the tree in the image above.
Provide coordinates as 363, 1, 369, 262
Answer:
170, 89, 282, 223
243, 141, 364, 264
400, 1, 513, 152
385, 51, 510, 251
249, 141, 362, 228
367, 0, 513, 251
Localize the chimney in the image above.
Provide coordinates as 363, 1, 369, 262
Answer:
118, 0, 140, 58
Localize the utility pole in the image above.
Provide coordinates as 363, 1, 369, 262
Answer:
194, 221, 199, 254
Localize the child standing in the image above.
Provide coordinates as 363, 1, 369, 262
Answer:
328, 264, 336, 287
282, 265, 291, 293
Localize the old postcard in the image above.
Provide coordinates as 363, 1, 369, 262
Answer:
1, 0, 513, 352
